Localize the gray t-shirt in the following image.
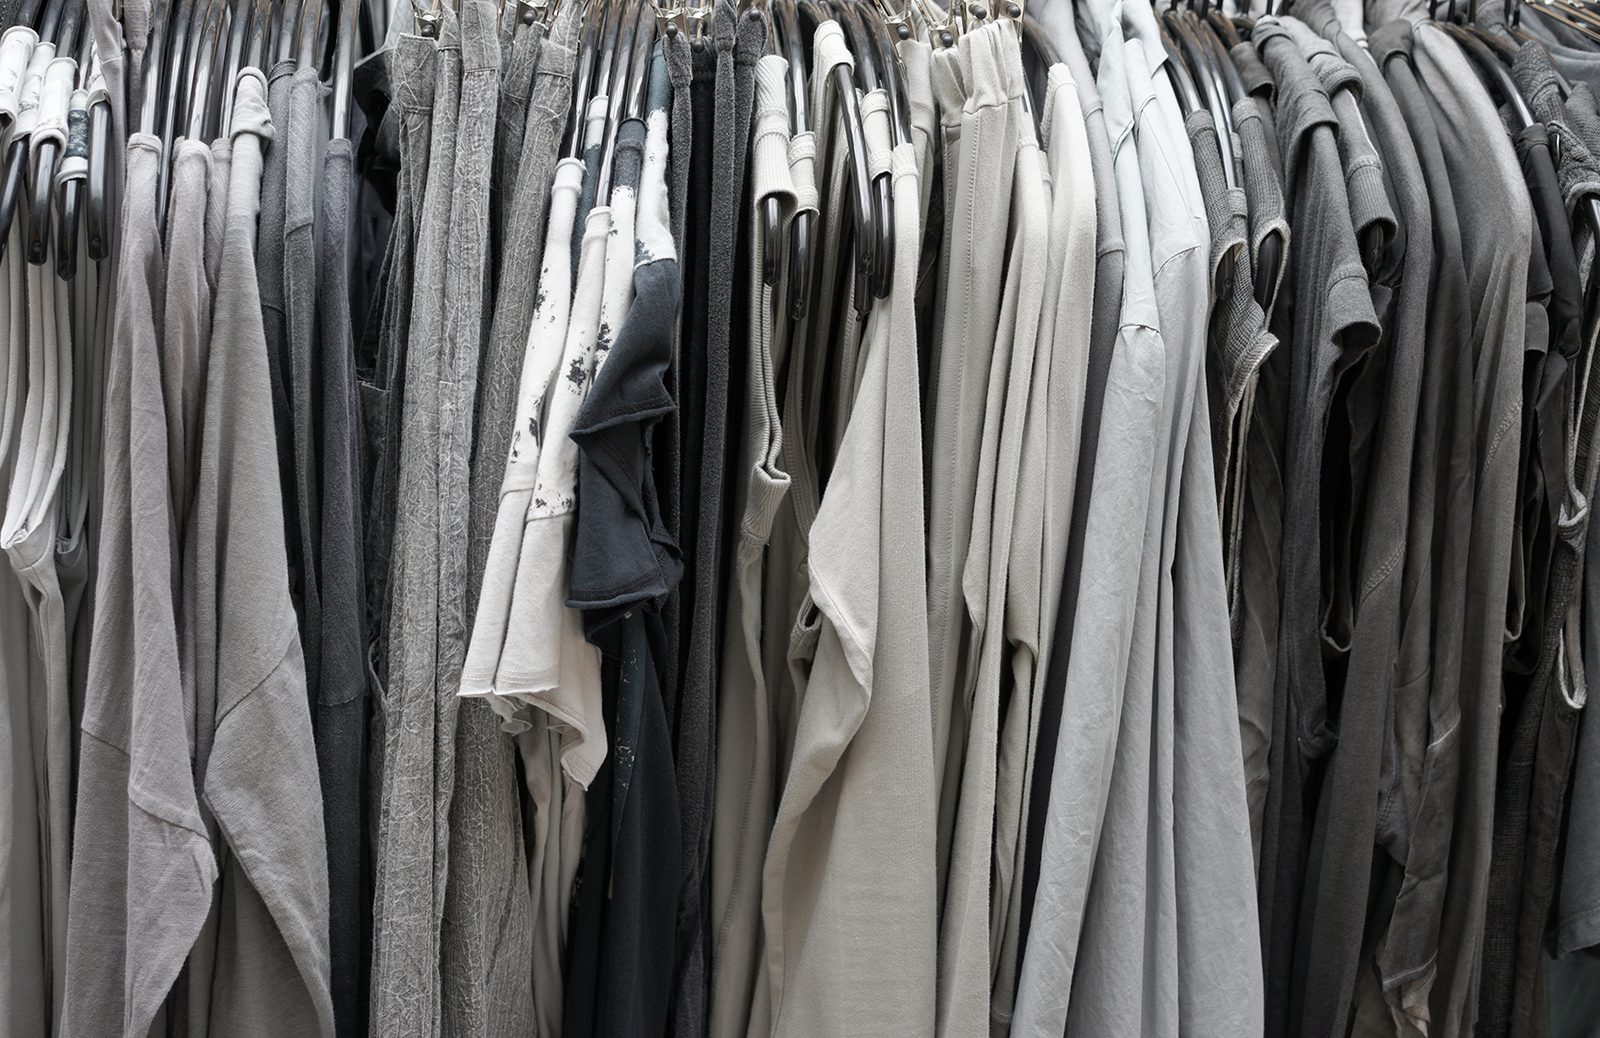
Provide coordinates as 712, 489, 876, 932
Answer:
193, 66, 335, 1038
60, 132, 218, 1038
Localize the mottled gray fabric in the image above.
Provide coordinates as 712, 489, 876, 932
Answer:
447, 9, 578, 1038
193, 67, 334, 1038
370, 12, 464, 1034
467, 0, 579, 607
362, 32, 438, 689
60, 133, 217, 1038
436, 0, 546, 1029
488, 16, 542, 282
373, 3, 503, 1035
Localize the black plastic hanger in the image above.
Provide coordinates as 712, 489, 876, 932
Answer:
1173, 9, 1239, 189
775, 0, 813, 315
153, 0, 198, 221
1158, 17, 1204, 115
835, 0, 892, 300
1195, 9, 1246, 104
84, 47, 108, 259
1019, 10, 1061, 137
1454, 16, 1600, 306
0, 0, 51, 263
55, 18, 90, 276
861, 0, 911, 291
799, 0, 876, 316
760, 2, 786, 287
26, 0, 80, 265
1208, 7, 1240, 47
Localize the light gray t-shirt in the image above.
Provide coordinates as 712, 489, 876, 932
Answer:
193, 66, 334, 1038
60, 132, 218, 1038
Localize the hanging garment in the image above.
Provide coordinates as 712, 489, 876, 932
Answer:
1011, 4, 1168, 1031
746, 20, 939, 1038
1408, 23, 1533, 1038
565, 51, 685, 1038
2, 177, 73, 1038
60, 127, 217, 1038
1014, 6, 1125, 985
316, 130, 371, 1038
1358, 24, 1478, 1038
441, 10, 579, 1038
285, 58, 327, 717
926, 25, 1022, 902
1, 217, 49, 1038
1253, 16, 1383, 1038
674, 14, 765, 1033
192, 63, 336, 1037
707, 48, 794, 1038
369, 9, 467, 1032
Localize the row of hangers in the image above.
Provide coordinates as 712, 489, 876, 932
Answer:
0, 0, 366, 279
135, 0, 363, 220
1419, 0, 1600, 309
0, 0, 99, 275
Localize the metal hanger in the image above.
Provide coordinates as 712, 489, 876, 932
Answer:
243, 0, 274, 70
595, 0, 641, 205
182, 0, 221, 140
562, 0, 609, 159
278, 0, 302, 64
1521, 1, 1600, 47
217, 0, 256, 133
330, 0, 359, 136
